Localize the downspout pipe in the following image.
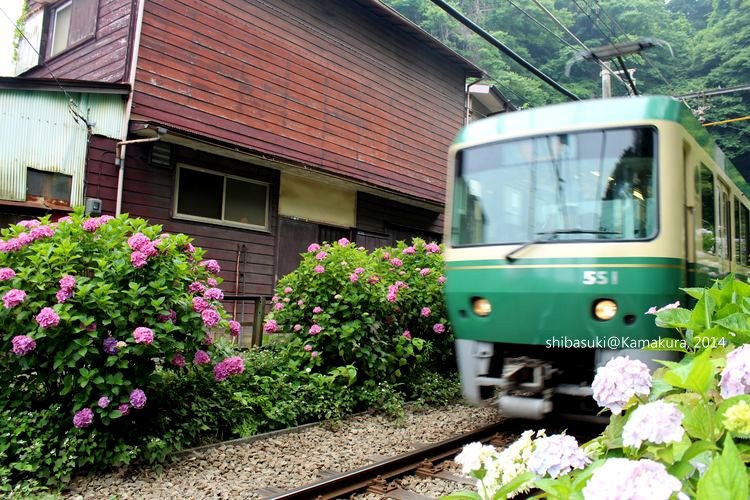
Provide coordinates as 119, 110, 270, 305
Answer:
115, 133, 163, 216
465, 77, 484, 125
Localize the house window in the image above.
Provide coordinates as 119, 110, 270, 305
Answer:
47, 0, 98, 58
27, 168, 72, 206
174, 165, 269, 230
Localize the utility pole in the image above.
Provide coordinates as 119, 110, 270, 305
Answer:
600, 61, 612, 98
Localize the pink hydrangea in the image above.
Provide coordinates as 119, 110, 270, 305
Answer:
56, 289, 72, 303
622, 401, 685, 448
171, 353, 186, 368
402, 246, 416, 255
73, 408, 94, 429
419, 268, 431, 276
582, 458, 683, 500
36, 307, 60, 329
200, 259, 221, 274
304, 344, 313, 352
367, 275, 380, 284
284, 286, 293, 294
229, 320, 241, 337
17, 232, 32, 246
204, 287, 224, 300
133, 326, 154, 344
315, 251, 328, 260
97, 396, 111, 408
274, 302, 285, 311
157, 309, 177, 323
402, 330, 412, 340
263, 319, 279, 333
207, 278, 218, 286
57, 216, 73, 224
193, 350, 211, 365
433, 323, 445, 334
349, 273, 359, 282
307, 243, 321, 252
337, 237, 350, 246
129, 388, 147, 409
313, 306, 323, 314
3, 288, 26, 308
297, 299, 305, 307
82, 215, 112, 232
0, 267, 16, 281
592, 356, 652, 415
386, 285, 398, 303
192, 296, 209, 312
127, 233, 151, 252
313, 265, 325, 274
130, 251, 148, 268
213, 356, 245, 381
311, 351, 319, 358
201, 308, 220, 327
293, 324, 302, 331
17, 219, 41, 228
11, 335, 36, 355
720, 344, 750, 398
528, 434, 589, 478
421, 307, 431, 317
188, 281, 206, 294
424, 242, 441, 253
353, 267, 365, 275
389, 258, 403, 267
309, 324, 322, 335
29, 225, 55, 240
438, 276, 447, 284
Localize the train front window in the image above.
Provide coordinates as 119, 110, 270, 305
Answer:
451, 127, 657, 246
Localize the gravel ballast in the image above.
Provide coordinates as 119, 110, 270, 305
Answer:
65, 404, 501, 499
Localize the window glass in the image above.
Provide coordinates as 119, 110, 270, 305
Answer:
26, 168, 72, 205
744, 205, 750, 266
699, 165, 715, 254
451, 127, 657, 246
50, 2, 72, 57
175, 166, 269, 230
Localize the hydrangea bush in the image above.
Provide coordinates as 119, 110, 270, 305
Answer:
0, 209, 243, 488
263, 237, 452, 382
446, 275, 750, 499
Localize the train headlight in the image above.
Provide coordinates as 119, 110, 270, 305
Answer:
472, 297, 492, 317
593, 299, 618, 321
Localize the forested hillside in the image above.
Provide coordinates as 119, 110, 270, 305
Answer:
383, 0, 750, 171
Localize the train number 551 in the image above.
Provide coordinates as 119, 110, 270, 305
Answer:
582, 270, 619, 285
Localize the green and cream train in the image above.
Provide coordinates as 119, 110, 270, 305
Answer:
444, 95, 750, 419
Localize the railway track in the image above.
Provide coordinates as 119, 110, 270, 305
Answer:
259, 420, 527, 500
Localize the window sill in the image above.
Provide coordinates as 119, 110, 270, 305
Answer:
173, 213, 270, 233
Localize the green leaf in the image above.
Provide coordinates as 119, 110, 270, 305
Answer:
491, 472, 536, 500
696, 436, 749, 500
439, 492, 482, 500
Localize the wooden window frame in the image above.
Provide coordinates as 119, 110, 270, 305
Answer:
173, 164, 270, 232
44, 0, 99, 60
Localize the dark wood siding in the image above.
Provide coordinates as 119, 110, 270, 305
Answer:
85, 135, 120, 214
133, 0, 467, 205
356, 192, 443, 244
24, 0, 133, 82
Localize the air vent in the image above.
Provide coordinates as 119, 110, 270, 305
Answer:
149, 142, 173, 168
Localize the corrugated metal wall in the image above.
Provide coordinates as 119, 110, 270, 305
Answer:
0, 89, 125, 206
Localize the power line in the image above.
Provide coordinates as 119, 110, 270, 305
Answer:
676, 84, 750, 100
703, 115, 750, 127
428, 0, 580, 101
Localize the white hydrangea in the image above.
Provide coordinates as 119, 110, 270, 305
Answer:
622, 401, 685, 448
582, 458, 684, 500
720, 344, 750, 399
527, 434, 590, 478
592, 356, 652, 415
454, 441, 498, 475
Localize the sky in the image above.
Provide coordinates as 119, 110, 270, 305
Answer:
0, 0, 24, 76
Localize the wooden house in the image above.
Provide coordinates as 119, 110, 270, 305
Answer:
11, 0, 506, 339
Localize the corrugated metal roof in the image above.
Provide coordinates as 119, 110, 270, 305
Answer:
0, 88, 126, 206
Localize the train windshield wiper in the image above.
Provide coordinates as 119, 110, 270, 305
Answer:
504, 229, 621, 262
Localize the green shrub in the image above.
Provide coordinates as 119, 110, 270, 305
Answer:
0, 209, 240, 486
263, 237, 453, 383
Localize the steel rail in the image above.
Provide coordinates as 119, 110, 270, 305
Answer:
264, 420, 510, 500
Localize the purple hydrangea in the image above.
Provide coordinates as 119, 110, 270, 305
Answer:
263, 319, 278, 333
3, 288, 26, 309
102, 336, 119, 355
194, 350, 211, 365
228, 320, 241, 337
201, 308, 220, 327
73, 408, 94, 429
204, 287, 224, 300
192, 296, 209, 313
433, 323, 445, 334
11, 335, 36, 356
0, 267, 16, 281
527, 434, 589, 478
188, 281, 206, 294
59, 274, 76, 291
97, 396, 111, 409
171, 353, 186, 368
592, 356, 652, 415
622, 401, 685, 448
130, 250, 148, 268
133, 326, 154, 344
200, 259, 221, 274
118, 403, 130, 416
56, 289, 72, 303
129, 388, 147, 409
582, 458, 683, 500
157, 309, 177, 323
213, 356, 245, 382
35, 307, 60, 329
720, 344, 750, 398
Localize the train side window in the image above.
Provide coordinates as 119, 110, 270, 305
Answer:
699, 165, 715, 254
744, 205, 750, 266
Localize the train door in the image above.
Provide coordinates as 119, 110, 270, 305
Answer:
696, 164, 719, 284
717, 181, 732, 274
